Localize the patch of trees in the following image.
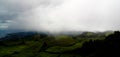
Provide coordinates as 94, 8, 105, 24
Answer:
68, 31, 120, 57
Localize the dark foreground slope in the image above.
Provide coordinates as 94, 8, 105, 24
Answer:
0, 31, 119, 57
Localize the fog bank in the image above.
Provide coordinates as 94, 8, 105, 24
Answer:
0, 0, 120, 33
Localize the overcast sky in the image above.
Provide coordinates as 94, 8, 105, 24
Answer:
0, 0, 120, 33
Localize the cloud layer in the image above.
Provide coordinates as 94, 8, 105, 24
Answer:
0, 0, 120, 33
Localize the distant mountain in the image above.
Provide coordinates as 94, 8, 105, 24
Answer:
0, 30, 9, 38
0, 31, 50, 41
0, 30, 28, 38
0, 29, 113, 39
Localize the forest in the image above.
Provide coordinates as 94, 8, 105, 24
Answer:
0, 31, 120, 57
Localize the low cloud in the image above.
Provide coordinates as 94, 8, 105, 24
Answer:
0, 0, 120, 33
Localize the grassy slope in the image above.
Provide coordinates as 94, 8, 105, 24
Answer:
0, 32, 108, 57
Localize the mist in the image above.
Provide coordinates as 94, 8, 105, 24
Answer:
1, 0, 120, 33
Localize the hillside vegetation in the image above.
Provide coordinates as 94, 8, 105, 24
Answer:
1, 31, 120, 57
